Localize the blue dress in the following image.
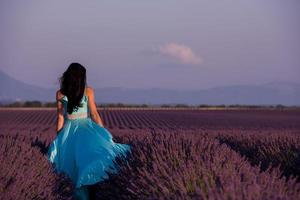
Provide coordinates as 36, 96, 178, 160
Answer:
47, 90, 132, 199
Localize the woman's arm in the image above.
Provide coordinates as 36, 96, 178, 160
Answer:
87, 87, 105, 127
56, 90, 64, 134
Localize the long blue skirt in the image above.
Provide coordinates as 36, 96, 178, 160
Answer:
47, 117, 131, 199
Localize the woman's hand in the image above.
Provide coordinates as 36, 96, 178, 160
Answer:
98, 123, 105, 128
56, 127, 63, 136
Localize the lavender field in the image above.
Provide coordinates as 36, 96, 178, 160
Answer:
0, 108, 300, 199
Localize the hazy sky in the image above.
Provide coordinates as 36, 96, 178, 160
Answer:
1, 0, 299, 90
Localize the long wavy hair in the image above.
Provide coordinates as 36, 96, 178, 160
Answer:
59, 63, 87, 114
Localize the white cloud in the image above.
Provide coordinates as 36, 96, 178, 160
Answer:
158, 43, 203, 65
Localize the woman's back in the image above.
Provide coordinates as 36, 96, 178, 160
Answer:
48, 86, 132, 199
59, 87, 90, 120
48, 63, 132, 199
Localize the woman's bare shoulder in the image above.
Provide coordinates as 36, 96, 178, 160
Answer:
86, 86, 95, 95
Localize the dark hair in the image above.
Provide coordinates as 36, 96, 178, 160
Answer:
59, 62, 87, 114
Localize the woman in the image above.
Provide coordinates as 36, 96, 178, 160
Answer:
47, 63, 131, 200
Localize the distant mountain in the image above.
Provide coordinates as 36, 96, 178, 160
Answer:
0, 70, 54, 103
0, 70, 300, 106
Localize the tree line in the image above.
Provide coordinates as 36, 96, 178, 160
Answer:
0, 100, 296, 109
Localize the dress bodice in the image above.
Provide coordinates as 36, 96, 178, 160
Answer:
60, 88, 89, 120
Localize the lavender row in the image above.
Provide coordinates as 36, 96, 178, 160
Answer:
1, 109, 299, 130
1, 119, 300, 199
0, 134, 74, 200
214, 130, 300, 182
88, 129, 300, 199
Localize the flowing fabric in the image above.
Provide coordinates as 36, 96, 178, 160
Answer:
47, 88, 131, 199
